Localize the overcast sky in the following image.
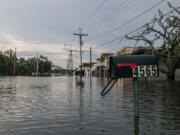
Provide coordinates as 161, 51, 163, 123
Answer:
0, 0, 179, 68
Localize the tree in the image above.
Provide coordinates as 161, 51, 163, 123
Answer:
126, 3, 180, 80
0, 50, 53, 76
38, 55, 52, 75
0, 53, 13, 75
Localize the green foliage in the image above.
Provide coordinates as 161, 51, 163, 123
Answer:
51, 66, 66, 75
0, 53, 13, 75
132, 47, 153, 55
0, 50, 53, 76
38, 55, 52, 75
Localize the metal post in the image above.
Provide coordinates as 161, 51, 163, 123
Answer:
133, 78, 139, 117
134, 115, 139, 135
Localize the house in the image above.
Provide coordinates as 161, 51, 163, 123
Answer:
115, 46, 137, 56
92, 53, 113, 77
79, 62, 96, 76
92, 47, 139, 77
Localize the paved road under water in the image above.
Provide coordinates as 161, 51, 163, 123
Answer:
0, 76, 180, 135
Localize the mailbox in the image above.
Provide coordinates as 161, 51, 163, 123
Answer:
109, 55, 159, 78
101, 55, 159, 116
101, 55, 159, 96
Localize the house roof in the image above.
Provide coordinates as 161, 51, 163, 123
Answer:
116, 46, 137, 55
101, 53, 113, 61
101, 53, 113, 57
96, 53, 113, 61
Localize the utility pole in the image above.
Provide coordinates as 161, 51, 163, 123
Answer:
73, 27, 88, 79
13, 48, 16, 75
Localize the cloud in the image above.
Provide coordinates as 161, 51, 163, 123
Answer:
17, 50, 60, 57
0, 0, 179, 68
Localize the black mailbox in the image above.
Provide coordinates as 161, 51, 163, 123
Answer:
109, 55, 159, 78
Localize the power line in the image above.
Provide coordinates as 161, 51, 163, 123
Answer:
113, 0, 135, 17
95, 7, 179, 49
80, 0, 107, 27
88, 0, 165, 42
87, 0, 134, 34
95, 27, 145, 49
87, 0, 165, 42
102, 0, 130, 18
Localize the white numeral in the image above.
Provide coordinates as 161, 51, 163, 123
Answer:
133, 65, 158, 77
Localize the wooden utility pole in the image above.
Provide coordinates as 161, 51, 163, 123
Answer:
73, 27, 88, 79
13, 48, 16, 75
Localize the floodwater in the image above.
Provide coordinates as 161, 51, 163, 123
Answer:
0, 76, 180, 135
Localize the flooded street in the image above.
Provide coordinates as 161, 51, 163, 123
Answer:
0, 76, 180, 135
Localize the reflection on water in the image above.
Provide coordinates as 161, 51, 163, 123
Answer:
134, 116, 139, 135
0, 76, 180, 135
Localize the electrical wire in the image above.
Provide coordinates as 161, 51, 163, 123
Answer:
102, 0, 129, 18
80, 0, 107, 27
94, 7, 180, 50
87, 0, 134, 34
113, 0, 135, 17
87, 0, 165, 42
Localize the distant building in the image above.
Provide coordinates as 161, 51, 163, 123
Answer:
79, 62, 96, 76
115, 46, 137, 56
92, 53, 113, 77
92, 47, 139, 78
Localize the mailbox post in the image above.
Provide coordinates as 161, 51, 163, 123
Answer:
101, 55, 159, 117
133, 78, 139, 117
